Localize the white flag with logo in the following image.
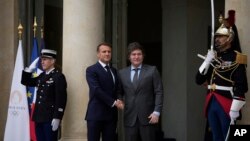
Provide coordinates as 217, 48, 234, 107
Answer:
4, 40, 30, 141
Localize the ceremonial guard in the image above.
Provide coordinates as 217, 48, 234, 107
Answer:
196, 13, 248, 141
21, 49, 67, 141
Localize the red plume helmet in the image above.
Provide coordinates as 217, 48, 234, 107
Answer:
225, 10, 242, 52
226, 10, 235, 26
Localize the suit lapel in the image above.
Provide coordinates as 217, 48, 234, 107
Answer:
125, 67, 132, 85
122, 67, 133, 89
97, 62, 116, 86
96, 62, 106, 73
110, 66, 117, 84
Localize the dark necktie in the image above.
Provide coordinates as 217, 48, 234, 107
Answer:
133, 68, 139, 88
105, 65, 114, 85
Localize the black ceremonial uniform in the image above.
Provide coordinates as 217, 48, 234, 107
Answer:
196, 48, 248, 115
21, 68, 67, 122
196, 48, 248, 140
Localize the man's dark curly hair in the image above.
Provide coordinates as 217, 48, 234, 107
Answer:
127, 42, 145, 58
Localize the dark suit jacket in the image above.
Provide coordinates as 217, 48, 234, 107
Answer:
118, 64, 163, 126
21, 69, 67, 123
85, 62, 119, 121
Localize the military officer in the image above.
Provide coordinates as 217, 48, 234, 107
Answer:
21, 49, 67, 141
196, 18, 248, 141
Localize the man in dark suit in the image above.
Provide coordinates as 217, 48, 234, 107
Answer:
85, 42, 123, 141
21, 49, 67, 141
118, 42, 164, 141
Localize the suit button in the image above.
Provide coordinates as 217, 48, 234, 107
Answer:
39, 96, 42, 98
41, 90, 43, 92
38, 101, 41, 104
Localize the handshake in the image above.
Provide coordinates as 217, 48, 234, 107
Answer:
115, 99, 124, 110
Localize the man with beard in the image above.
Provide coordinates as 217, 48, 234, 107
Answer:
196, 18, 248, 141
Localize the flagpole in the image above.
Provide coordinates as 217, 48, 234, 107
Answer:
28, 16, 42, 141
18, 22, 23, 40
33, 16, 37, 38
41, 16, 44, 39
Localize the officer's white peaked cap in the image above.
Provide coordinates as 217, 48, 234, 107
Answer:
41, 49, 57, 59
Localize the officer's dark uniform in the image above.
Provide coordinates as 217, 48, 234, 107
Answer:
22, 69, 67, 121
196, 10, 248, 141
21, 50, 67, 141
22, 68, 67, 141
196, 48, 248, 110
196, 48, 248, 140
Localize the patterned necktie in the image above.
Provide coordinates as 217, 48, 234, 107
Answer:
105, 65, 114, 85
133, 68, 139, 88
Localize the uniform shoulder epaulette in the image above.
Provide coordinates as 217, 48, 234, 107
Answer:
235, 51, 247, 64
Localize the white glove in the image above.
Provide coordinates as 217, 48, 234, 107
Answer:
199, 50, 215, 74
229, 110, 239, 121
24, 57, 40, 72
51, 118, 60, 131
229, 99, 246, 121
204, 50, 215, 64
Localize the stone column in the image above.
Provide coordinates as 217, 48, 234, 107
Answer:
225, 0, 250, 124
0, 0, 17, 139
62, 0, 104, 140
